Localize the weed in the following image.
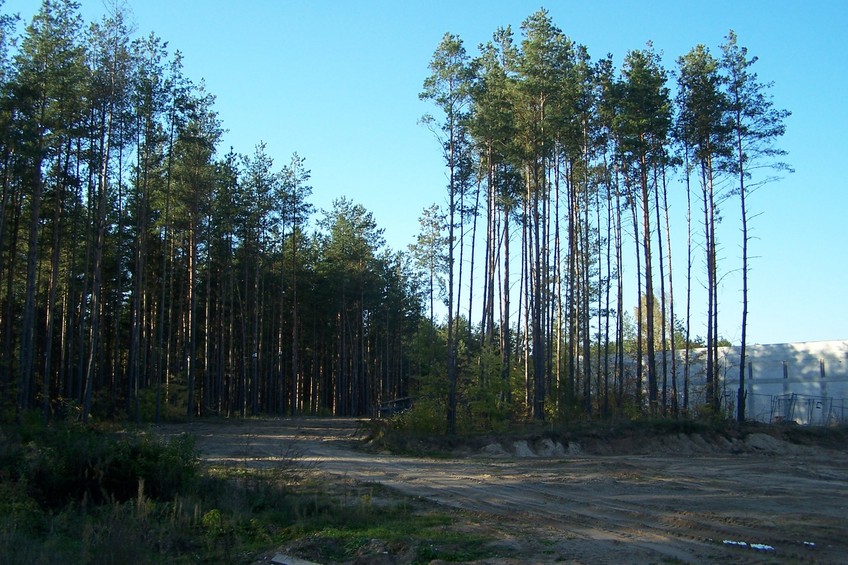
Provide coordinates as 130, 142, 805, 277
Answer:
0, 419, 505, 564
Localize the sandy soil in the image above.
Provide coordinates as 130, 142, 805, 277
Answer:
157, 418, 848, 564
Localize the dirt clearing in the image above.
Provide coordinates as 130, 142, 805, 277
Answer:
157, 418, 848, 564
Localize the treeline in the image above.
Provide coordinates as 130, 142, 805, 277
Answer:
415, 9, 789, 431
0, 2, 790, 429
0, 0, 421, 422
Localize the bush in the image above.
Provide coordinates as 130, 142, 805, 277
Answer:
1, 421, 199, 509
0, 482, 44, 534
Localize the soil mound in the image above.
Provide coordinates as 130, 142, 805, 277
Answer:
472, 424, 844, 459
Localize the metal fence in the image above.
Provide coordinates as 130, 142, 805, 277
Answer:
769, 393, 848, 426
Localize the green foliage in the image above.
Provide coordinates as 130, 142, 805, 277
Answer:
0, 0, 792, 439
0, 420, 199, 509
201, 508, 225, 535
0, 482, 44, 535
0, 420, 206, 563
0, 0, 424, 424
0, 420, 332, 562
297, 503, 495, 564
693, 399, 732, 424
393, 398, 448, 436
137, 383, 190, 422
460, 346, 512, 433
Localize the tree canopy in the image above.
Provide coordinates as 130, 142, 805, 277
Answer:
0, 3, 788, 427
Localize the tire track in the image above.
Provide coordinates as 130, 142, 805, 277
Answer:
161, 418, 848, 564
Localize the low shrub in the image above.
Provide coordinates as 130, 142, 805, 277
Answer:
1, 421, 199, 509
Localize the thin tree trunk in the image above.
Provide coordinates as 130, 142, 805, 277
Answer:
531, 162, 545, 420
19, 156, 44, 412
582, 133, 592, 417
736, 107, 748, 422
520, 182, 530, 411
187, 225, 198, 418
0, 147, 14, 396
566, 162, 578, 408
83, 135, 111, 422
82, 97, 114, 422
500, 203, 511, 403
639, 148, 657, 415
661, 162, 678, 416
683, 147, 693, 413
701, 157, 715, 412
613, 160, 625, 412
467, 177, 480, 346
43, 141, 72, 420
629, 177, 643, 411
602, 155, 613, 417
553, 157, 563, 413
446, 124, 457, 434
653, 163, 668, 415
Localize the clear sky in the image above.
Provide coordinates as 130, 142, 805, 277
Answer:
6, 0, 847, 346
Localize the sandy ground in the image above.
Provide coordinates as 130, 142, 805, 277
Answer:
157, 418, 848, 564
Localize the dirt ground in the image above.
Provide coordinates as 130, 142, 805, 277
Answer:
157, 418, 848, 564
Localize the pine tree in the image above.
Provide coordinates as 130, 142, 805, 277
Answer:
676, 45, 731, 413
420, 32, 473, 433
280, 152, 313, 414
515, 9, 574, 419
409, 204, 447, 325
13, 0, 87, 414
720, 30, 790, 421
172, 89, 221, 417
616, 45, 671, 414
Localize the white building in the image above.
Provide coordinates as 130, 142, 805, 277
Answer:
670, 340, 848, 425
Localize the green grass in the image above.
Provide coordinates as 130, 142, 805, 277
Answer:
0, 415, 505, 564
306, 510, 497, 563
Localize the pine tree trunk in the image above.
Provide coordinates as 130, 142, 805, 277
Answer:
629, 181, 643, 411
640, 150, 657, 415
661, 163, 678, 416
19, 154, 44, 412
500, 204, 511, 402
653, 163, 668, 415
737, 119, 748, 422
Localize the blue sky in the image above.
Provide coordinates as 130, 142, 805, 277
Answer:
7, 0, 847, 345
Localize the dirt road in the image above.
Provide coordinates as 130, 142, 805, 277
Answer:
160, 418, 848, 564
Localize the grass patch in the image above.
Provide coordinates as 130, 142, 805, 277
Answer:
0, 416, 505, 564
291, 507, 499, 564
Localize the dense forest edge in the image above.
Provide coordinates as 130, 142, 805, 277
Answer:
0, 2, 825, 561
0, 1, 792, 432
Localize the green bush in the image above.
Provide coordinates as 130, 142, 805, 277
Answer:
0, 482, 45, 534
1, 421, 199, 509
137, 384, 191, 422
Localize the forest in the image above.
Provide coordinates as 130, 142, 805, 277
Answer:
0, 1, 789, 429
